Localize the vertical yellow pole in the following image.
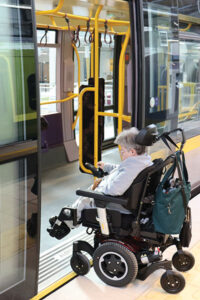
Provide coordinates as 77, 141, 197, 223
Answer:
94, 5, 103, 167
118, 27, 130, 134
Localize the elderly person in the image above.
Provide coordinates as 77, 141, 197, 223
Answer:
48, 127, 152, 238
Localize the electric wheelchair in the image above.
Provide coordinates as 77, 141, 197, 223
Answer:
47, 125, 195, 294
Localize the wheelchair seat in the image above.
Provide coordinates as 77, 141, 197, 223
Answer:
77, 155, 175, 237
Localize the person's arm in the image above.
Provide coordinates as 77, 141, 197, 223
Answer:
98, 165, 135, 196
103, 162, 118, 174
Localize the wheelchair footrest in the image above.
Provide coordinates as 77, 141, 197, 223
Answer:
137, 259, 172, 281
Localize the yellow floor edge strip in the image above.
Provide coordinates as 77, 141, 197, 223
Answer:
30, 272, 77, 300
136, 241, 200, 300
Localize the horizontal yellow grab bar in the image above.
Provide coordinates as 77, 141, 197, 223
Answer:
98, 111, 131, 122
40, 93, 78, 105
37, 24, 123, 35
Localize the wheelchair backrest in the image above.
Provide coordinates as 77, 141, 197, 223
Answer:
125, 155, 175, 211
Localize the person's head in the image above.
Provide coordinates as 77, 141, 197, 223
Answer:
114, 127, 146, 161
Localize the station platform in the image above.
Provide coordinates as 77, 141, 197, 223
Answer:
44, 193, 200, 300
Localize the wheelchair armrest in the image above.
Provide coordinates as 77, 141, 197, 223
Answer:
76, 188, 128, 208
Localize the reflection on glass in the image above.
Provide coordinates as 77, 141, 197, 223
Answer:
0, 160, 26, 293
74, 32, 91, 114
0, 3, 37, 145
104, 110, 115, 140
143, 1, 179, 129
100, 34, 114, 106
178, 40, 200, 129
38, 47, 57, 115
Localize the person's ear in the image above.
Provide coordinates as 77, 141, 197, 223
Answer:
131, 148, 137, 156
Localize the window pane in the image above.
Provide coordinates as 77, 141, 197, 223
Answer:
38, 47, 57, 115
0, 1, 37, 145
178, 40, 200, 133
100, 34, 114, 106
0, 160, 26, 293
143, 1, 179, 129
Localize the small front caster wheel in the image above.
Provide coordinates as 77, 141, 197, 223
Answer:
172, 251, 195, 272
160, 271, 185, 294
70, 253, 90, 275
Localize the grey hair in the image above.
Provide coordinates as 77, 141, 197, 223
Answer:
114, 127, 146, 155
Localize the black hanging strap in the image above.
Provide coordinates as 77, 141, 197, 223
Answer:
40, 28, 48, 44
160, 132, 179, 151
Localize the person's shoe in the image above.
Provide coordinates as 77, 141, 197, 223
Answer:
47, 222, 70, 240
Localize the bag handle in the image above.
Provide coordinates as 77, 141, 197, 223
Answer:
160, 158, 176, 187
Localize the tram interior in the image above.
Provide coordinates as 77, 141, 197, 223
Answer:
34, 0, 200, 291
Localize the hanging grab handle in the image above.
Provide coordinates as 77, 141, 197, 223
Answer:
104, 20, 112, 45
84, 18, 94, 44
40, 27, 49, 44
73, 25, 81, 48
65, 14, 75, 42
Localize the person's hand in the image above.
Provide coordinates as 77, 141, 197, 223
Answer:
97, 161, 105, 169
92, 178, 102, 190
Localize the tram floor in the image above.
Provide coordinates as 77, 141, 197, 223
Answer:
44, 194, 200, 300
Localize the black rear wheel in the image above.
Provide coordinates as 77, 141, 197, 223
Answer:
93, 242, 138, 287
172, 251, 195, 272
160, 271, 185, 294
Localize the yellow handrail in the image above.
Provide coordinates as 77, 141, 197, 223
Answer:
36, 0, 64, 15
37, 24, 125, 35
40, 93, 78, 105
79, 87, 95, 174
98, 111, 131, 122
180, 23, 192, 32
72, 43, 81, 131
46, 12, 130, 26
50, 16, 57, 27
118, 27, 130, 134
94, 5, 103, 168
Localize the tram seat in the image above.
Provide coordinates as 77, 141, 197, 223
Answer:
76, 157, 168, 237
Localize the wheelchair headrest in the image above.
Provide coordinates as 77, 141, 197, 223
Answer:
135, 124, 158, 146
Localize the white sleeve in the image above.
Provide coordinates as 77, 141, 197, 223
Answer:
100, 166, 135, 196
103, 163, 119, 174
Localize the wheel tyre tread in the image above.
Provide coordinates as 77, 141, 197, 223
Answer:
70, 253, 90, 275
160, 271, 185, 294
172, 250, 195, 272
93, 242, 138, 287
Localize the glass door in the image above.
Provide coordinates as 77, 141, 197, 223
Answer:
0, 1, 40, 299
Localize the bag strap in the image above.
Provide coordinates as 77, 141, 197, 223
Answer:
181, 151, 189, 182
160, 133, 179, 151
175, 152, 188, 214
160, 158, 176, 187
